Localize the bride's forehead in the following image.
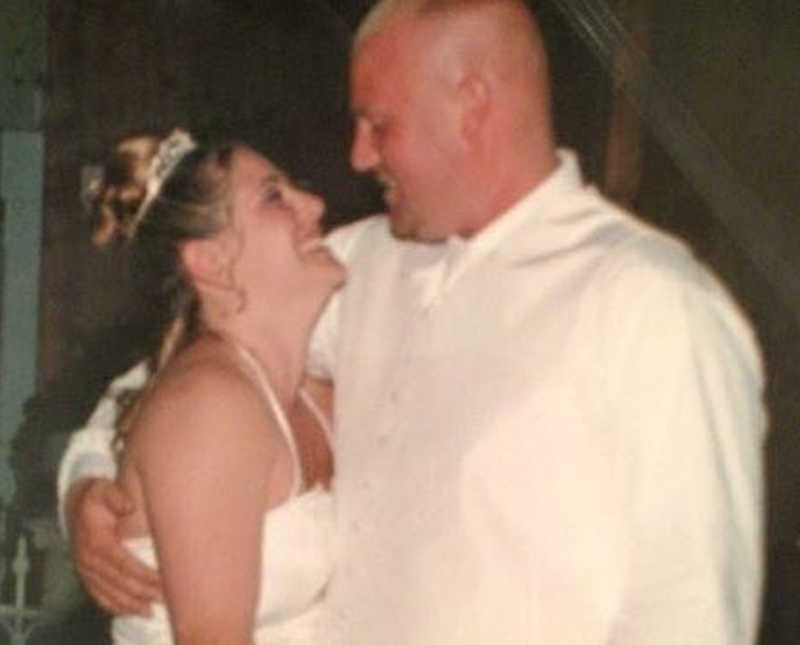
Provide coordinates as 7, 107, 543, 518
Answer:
232, 148, 284, 184
233, 146, 274, 169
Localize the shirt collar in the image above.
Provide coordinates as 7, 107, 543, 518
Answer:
438, 148, 584, 291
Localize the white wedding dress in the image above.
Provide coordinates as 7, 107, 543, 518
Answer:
111, 341, 334, 645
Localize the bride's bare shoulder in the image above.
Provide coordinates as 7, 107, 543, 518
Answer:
127, 342, 278, 455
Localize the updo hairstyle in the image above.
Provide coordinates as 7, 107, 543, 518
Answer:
89, 130, 237, 375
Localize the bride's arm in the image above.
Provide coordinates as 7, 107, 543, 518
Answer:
129, 363, 281, 645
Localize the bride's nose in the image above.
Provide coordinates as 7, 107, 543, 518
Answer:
295, 189, 325, 226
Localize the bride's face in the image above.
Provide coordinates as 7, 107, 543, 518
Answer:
227, 147, 346, 316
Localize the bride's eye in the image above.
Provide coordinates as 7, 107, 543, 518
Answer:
262, 184, 284, 205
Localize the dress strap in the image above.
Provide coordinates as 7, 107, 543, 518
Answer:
225, 337, 304, 497
298, 387, 334, 448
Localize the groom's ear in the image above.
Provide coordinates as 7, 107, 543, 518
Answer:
457, 73, 490, 142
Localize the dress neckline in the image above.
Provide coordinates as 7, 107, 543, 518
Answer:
220, 333, 305, 497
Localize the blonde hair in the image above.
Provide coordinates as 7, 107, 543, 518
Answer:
88, 130, 238, 444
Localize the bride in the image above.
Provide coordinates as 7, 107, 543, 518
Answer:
85, 128, 346, 644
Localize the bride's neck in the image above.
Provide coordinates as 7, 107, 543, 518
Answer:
205, 314, 312, 408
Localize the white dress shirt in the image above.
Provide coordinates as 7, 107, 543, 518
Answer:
309, 150, 766, 644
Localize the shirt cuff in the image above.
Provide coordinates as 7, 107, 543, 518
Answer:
56, 438, 117, 538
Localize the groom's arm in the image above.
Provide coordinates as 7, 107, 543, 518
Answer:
57, 361, 162, 614
65, 476, 161, 613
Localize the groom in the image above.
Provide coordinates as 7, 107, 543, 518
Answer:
61, 1, 766, 642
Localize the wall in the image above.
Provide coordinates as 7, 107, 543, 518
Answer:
641, 4, 800, 641
0, 0, 47, 514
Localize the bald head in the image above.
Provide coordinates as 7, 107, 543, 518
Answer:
355, 0, 548, 82
355, 0, 536, 43
350, 0, 559, 238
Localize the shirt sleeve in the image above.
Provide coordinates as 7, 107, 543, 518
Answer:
56, 360, 150, 536
602, 239, 766, 644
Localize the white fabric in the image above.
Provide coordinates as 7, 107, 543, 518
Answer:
308, 150, 766, 644
112, 487, 333, 645
59, 149, 767, 644
56, 361, 148, 535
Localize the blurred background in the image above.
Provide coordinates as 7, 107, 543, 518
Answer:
0, 0, 798, 642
